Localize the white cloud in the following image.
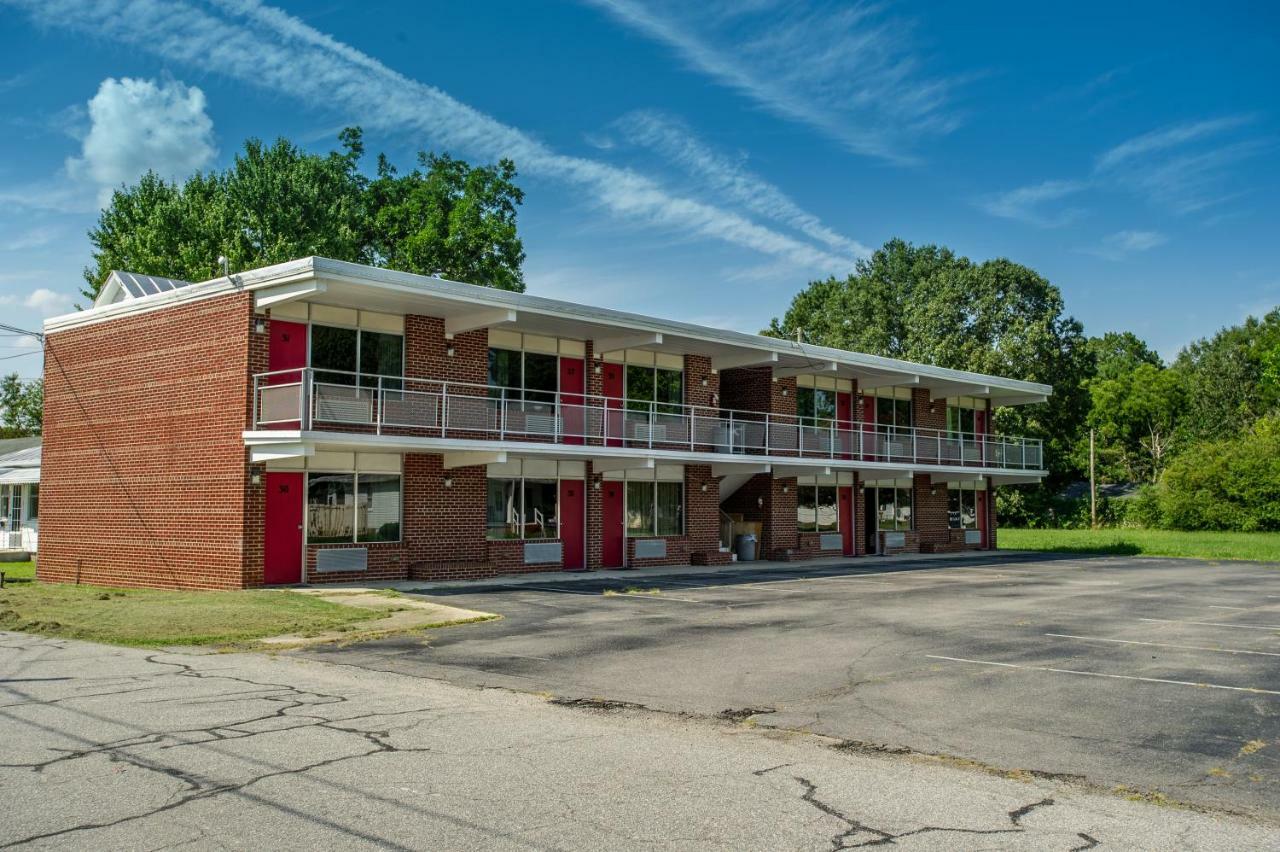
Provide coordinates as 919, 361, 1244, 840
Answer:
1095, 116, 1254, 171
66, 76, 216, 202
976, 179, 1087, 227
0, 226, 60, 251
580, 0, 965, 162
4, 0, 850, 276
612, 110, 868, 259
1084, 229, 1168, 260
23, 287, 72, 316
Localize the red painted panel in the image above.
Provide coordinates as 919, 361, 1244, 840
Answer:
601, 480, 625, 567
560, 357, 585, 445
838, 486, 855, 556
602, 362, 624, 447
975, 407, 988, 465
264, 472, 303, 584
836, 391, 853, 458
267, 320, 307, 430
559, 479, 585, 570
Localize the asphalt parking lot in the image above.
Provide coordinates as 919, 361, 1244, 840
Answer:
309, 552, 1280, 818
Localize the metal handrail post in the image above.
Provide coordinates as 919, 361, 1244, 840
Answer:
303, 369, 313, 430
376, 375, 383, 435
441, 381, 449, 438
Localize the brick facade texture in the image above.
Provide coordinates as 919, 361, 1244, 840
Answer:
39, 293, 257, 589
41, 293, 1000, 590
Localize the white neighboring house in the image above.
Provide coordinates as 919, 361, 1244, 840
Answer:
0, 438, 40, 553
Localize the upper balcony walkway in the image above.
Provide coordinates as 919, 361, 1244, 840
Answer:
251, 369, 1045, 473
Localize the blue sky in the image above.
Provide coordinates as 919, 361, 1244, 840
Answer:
0, 0, 1277, 379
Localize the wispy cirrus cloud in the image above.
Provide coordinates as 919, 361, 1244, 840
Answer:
580, 0, 966, 163
608, 110, 869, 259
1083, 229, 1168, 261
1, 0, 851, 277
1094, 115, 1267, 214
975, 179, 1087, 228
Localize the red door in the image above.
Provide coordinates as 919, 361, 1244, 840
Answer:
560, 357, 585, 444
559, 479, 585, 569
601, 480, 625, 567
838, 486, 855, 556
267, 320, 308, 429
264, 472, 303, 584
602, 362, 624, 447
975, 406, 988, 466
836, 391, 853, 458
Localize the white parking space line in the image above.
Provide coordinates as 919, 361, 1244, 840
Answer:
612, 591, 706, 604
1207, 605, 1250, 610
1045, 633, 1280, 658
1140, 617, 1280, 632
925, 655, 1280, 696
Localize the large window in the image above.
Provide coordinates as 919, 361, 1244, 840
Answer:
873, 389, 913, 430
27, 485, 37, 520
308, 472, 402, 543
866, 478, 912, 531
626, 364, 683, 414
797, 485, 838, 532
626, 480, 683, 536
486, 478, 559, 539
947, 481, 983, 530
311, 324, 403, 388
795, 387, 836, 427
489, 348, 557, 406
946, 396, 984, 436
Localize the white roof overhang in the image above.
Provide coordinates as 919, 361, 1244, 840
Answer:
56, 257, 1053, 407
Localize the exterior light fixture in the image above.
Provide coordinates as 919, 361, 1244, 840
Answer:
757, 496, 765, 508
443, 476, 453, 488
253, 318, 266, 334
446, 346, 456, 357
701, 482, 708, 492
782, 485, 790, 494
781, 389, 789, 396
594, 480, 601, 490
701, 378, 708, 387
594, 365, 602, 374
251, 473, 262, 486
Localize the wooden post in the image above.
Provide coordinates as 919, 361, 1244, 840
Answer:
1089, 428, 1097, 529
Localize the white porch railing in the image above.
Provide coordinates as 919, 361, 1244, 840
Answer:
252, 368, 1045, 471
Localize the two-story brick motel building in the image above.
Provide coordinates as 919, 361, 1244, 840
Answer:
37, 258, 1051, 589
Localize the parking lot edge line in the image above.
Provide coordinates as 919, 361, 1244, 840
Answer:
1044, 633, 1280, 658
925, 655, 1280, 696
1139, 617, 1280, 632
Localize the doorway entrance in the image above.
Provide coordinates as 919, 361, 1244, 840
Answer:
559, 479, 585, 569
264, 472, 304, 584
601, 480, 625, 567
862, 486, 878, 555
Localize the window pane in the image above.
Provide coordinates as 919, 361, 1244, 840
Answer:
795, 387, 815, 423
876, 396, 894, 426
948, 488, 962, 529
816, 486, 838, 532
877, 488, 895, 530
813, 389, 836, 424
626, 481, 654, 536
895, 398, 913, 428
961, 487, 977, 530
359, 331, 403, 388
656, 368, 683, 413
487, 479, 521, 539
310, 325, 358, 385
308, 473, 355, 543
356, 473, 401, 542
523, 479, 558, 539
488, 348, 520, 390
895, 487, 913, 530
797, 486, 817, 532
656, 481, 683, 535
27, 485, 37, 519
523, 352, 558, 406
626, 365, 655, 411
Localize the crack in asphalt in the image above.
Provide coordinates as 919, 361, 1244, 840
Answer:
1008, 796, 1055, 826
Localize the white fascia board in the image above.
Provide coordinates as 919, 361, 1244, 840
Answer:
249, 442, 314, 462
859, 374, 921, 390
591, 457, 655, 473
443, 450, 508, 469
255, 280, 327, 310
97, 254, 1052, 397
928, 383, 991, 401
931, 473, 984, 485
986, 473, 1047, 486
591, 332, 663, 353
772, 465, 832, 477
990, 393, 1049, 407
710, 351, 779, 372
711, 462, 770, 476
773, 361, 838, 379
444, 308, 517, 338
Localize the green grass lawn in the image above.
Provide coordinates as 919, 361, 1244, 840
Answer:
999, 528, 1280, 562
0, 563, 383, 647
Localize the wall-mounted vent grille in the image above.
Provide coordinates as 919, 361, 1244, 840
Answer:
634, 539, 667, 559
316, 548, 368, 573
819, 533, 843, 551
524, 542, 562, 565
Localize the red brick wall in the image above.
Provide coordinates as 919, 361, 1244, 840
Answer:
39, 293, 256, 590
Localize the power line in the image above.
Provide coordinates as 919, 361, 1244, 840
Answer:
0, 323, 43, 341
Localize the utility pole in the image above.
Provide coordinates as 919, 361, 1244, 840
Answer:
1089, 428, 1097, 529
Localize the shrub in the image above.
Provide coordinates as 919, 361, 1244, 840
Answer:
1154, 415, 1280, 531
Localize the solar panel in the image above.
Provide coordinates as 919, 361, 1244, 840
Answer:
111, 271, 195, 300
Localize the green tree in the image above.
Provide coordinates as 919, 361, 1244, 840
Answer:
0, 373, 42, 435
1086, 331, 1163, 380
1086, 363, 1185, 483
1172, 308, 1280, 442
82, 127, 525, 302
767, 239, 1091, 483
1153, 414, 1280, 531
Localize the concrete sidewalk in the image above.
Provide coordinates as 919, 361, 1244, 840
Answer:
315, 549, 1043, 594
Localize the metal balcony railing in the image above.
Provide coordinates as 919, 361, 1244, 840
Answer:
251, 368, 1045, 471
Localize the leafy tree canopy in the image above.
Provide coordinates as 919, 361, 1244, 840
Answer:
1172, 307, 1280, 442
1086, 331, 1163, 380
83, 127, 525, 303
766, 239, 1091, 482
0, 373, 42, 436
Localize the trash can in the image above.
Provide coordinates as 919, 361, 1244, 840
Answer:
734, 533, 758, 562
